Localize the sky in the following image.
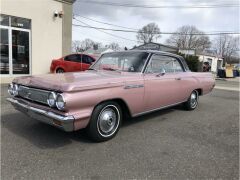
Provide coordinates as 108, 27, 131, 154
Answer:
72, 0, 240, 49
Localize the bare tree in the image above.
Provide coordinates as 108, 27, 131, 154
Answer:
72, 40, 81, 52
166, 25, 211, 51
106, 42, 120, 51
136, 23, 161, 43
93, 42, 103, 50
72, 39, 109, 52
80, 38, 95, 51
213, 34, 239, 62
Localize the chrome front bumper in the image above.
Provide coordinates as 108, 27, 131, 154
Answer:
7, 98, 74, 132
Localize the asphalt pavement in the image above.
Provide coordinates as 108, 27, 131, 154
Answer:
0, 82, 239, 179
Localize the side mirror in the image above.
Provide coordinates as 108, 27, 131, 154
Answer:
156, 69, 166, 77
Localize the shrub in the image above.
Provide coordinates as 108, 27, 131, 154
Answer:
178, 53, 200, 72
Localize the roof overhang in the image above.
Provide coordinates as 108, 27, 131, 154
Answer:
132, 42, 179, 51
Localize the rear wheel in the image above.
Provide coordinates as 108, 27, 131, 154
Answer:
183, 90, 199, 110
56, 68, 64, 73
87, 101, 122, 142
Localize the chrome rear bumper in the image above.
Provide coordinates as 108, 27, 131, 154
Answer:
7, 98, 74, 132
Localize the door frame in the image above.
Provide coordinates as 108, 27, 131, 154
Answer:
0, 25, 32, 76
142, 53, 186, 110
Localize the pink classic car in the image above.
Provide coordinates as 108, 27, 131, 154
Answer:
7, 50, 215, 142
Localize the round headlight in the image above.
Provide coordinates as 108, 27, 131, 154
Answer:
8, 83, 14, 95
47, 92, 57, 107
56, 94, 66, 110
12, 84, 19, 96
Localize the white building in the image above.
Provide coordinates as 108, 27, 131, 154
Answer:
132, 42, 179, 54
179, 49, 223, 73
179, 49, 196, 56
197, 53, 223, 73
1, 0, 75, 83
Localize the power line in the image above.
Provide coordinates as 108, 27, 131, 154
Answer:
73, 15, 239, 35
73, 28, 118, 43
73, 27, 133, 44
77, 0, 240, 8
73, 14, 138, 30
73, 22, 240, 35
73, 18, 138, 42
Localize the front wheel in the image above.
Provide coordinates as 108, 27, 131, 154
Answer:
56, 68, 65, 73
183, 90, 199, 110
87, 101, 122, 142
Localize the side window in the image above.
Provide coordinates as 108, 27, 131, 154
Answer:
173, 59, 183, 72
64, 55, 80, 62
82, 55, 94, 64
146, 55, 183, 73
89, 56, 95, 64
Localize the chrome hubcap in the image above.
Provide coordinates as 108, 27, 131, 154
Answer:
190, 92, 197, 108
97, 105, 120, 137
57, 69, 64, 73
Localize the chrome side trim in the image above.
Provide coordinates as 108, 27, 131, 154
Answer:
124, 84, 144, 89
7, 97, 74, 132
133, 101, 186, 117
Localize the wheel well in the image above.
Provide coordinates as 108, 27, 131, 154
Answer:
56, 67, 64, 71
96, 98, 132, 119
195, 88, 202, 96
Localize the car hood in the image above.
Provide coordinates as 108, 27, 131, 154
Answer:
13, 71, 142, 92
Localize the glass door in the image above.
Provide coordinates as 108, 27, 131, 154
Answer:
0, 14, 31, 75
12, 30, 29, 74
0, 28, 9, 74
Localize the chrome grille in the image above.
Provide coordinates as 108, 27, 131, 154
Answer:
18, 85, 50, 105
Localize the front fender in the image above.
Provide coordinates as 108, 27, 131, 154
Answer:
64, 83, 145, 131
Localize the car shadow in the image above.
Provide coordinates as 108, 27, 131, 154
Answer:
1, 105, 184, 149
1, 112, 93, 149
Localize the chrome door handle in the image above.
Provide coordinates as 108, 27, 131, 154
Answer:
175, 77, 181, 80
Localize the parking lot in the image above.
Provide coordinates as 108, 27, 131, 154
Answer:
1, 81, 239, 179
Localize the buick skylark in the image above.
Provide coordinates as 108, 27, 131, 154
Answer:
7, 50, 215, 141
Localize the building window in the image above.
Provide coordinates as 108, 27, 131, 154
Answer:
11, 16, 31, 29
0, 14, 9, 26
0, 28, 9, 74
0, 14, 31, 75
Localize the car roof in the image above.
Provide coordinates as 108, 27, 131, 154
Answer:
64, 53, 96, 59
103, 50, 183, 59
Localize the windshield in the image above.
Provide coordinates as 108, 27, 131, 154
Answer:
91, 51, 149, 72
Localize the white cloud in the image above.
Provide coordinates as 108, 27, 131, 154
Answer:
72, 0, 240, 47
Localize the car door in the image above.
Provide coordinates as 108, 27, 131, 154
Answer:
64, 54, 81, 72
171, 58, 192, 102
143, 54, 183, 111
